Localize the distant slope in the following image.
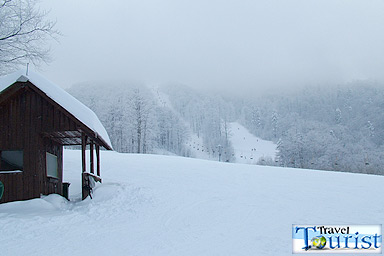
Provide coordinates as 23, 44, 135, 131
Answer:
0, 150, 383, 255
229, 122, 277, 164
151, 86, 277, 163
151, 85, 211, 160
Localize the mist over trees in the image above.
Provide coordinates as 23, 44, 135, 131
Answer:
67, 82, 189, 156
68, 82, 236, 162
161, 84, 235, 162
238, 83, 384, 175
68, 81, 384, 175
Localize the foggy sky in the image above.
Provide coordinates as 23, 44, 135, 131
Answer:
38, 0, 384, 93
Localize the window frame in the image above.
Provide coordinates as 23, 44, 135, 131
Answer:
0, 150, 24, 173
46, 152, 58, 179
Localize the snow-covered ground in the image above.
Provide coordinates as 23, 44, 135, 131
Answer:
0, 150, 383, 255
229, 122, 277, 164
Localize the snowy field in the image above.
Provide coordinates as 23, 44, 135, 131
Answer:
0, 150, 383, 256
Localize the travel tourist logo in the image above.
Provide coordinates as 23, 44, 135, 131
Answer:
292, 225, 382, 254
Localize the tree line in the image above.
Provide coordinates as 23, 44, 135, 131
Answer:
238, 83, 384, 175
69, 80, 384, 175
2, 0, 383, 175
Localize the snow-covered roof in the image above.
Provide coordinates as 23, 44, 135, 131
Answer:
0, 70, 112, 149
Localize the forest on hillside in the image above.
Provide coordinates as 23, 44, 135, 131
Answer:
237, 83, 384, 175
68, 81, 384, 175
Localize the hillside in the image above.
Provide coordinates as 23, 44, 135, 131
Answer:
229, 122, 277, 164
184, 122, 277, 163
68, 82, 384, 174
0, 150, 382, 255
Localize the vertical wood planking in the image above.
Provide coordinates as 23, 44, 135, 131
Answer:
24, 89, 31, 199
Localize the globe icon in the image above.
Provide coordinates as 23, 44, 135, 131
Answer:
311, 236, 326, 249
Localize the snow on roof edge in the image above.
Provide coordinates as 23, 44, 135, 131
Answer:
0, 70, 113, 149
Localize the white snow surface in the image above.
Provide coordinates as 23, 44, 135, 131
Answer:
0, 149, 383, 256
0, 70, 112, 148
229, 122, 277, 164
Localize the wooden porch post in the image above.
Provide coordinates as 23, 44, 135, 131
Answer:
96, 145, 100, 177
81, 133, 88, 200
90, 141, 94, 174
81, 133, 87, 173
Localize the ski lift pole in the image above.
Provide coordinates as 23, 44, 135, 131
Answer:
217, 144, 222, 162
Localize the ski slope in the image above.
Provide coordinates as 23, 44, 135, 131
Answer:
0, 150, 383, 255
151, 85, 211, 160
229, 122, 277, 164
150, 87, 276, 163
183, 122, 278, 163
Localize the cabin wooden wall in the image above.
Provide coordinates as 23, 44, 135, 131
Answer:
0, 83, 78, 203
0, 173, 23, 202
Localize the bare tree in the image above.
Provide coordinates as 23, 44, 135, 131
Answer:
0, 0, 59, 74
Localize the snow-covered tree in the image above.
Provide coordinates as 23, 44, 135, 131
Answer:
0, 0, 59, 73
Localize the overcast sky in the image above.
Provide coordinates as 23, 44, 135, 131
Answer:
38, 0, 384, 93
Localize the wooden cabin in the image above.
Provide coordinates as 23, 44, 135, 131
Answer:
0, 70, 113, 203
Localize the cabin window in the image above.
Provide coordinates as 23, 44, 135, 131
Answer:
0, 150, 24, 172
46, 152, 58, 178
